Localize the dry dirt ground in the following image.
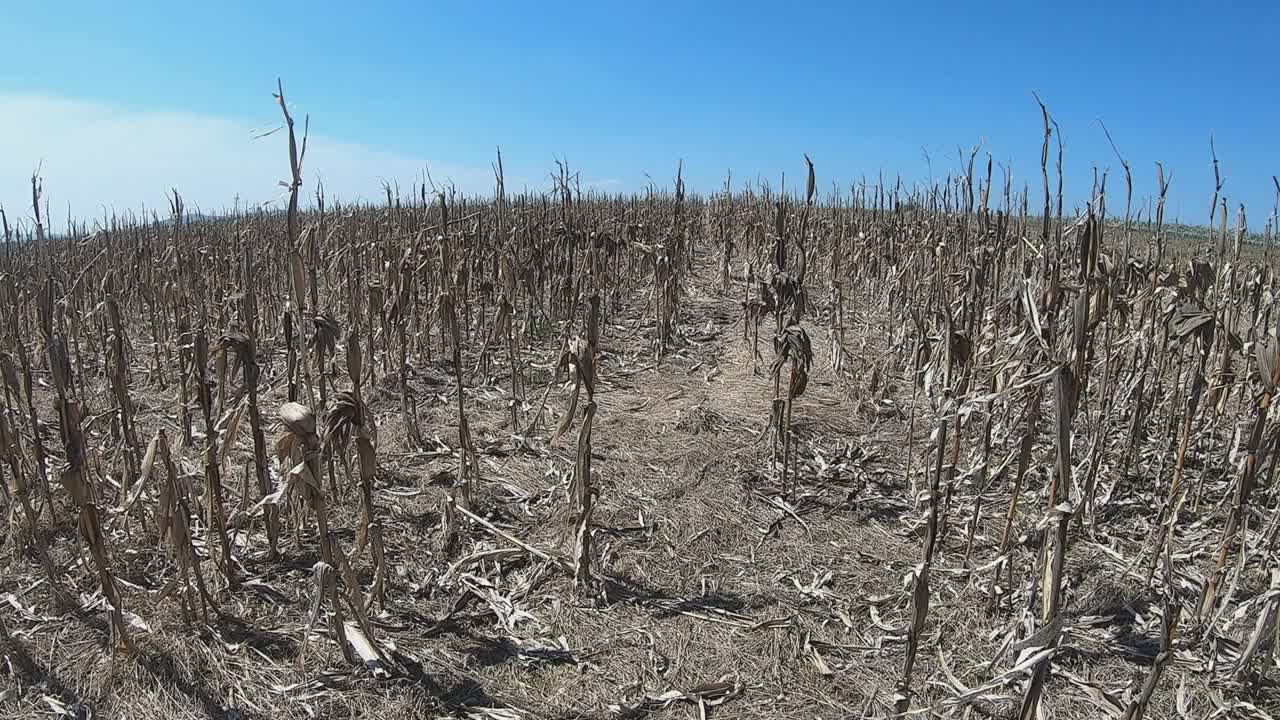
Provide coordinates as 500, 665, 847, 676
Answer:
0, 257, 1241, 719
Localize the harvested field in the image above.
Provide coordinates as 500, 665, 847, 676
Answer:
1, 94, 1280, 720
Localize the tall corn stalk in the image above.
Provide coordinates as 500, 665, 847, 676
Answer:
1201, 333, 1280, 617
276, 80, 312, 406
326, 329, 378, 561
193, 331, 236, 587
559, 235, 604, 588
896, 403, 947, 714
229, 250, 278, 555
51, 335, 131, 651
0, 406, 70, 606
149, 429, 216, 623
102, 271, 142, 509
439, 195, 482, 557
1018, 365, 1074, 720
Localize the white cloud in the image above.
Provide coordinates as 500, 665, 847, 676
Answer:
0, 94, 502, 231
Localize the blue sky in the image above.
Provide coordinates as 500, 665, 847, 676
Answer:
1, 1, 1276, 228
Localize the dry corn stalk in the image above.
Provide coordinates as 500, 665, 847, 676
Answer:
771, 323, 813, 497
560, 333, 597, 588
1121, 554, 1182, 720
1202, 332, 1280, 617
148, 429, 216, 623
56, 371, 131, 651
326, 328, 378, 560
102, 271, 142, 506
193, 331, 236, 587
277, 401, 365, 669
439, 216, 481, 556
895, 403, 948, 715
1019, 366, 1075, 720
1231, 567, 1279, 684
0, 408, 71, 606
220, 327, 278, 557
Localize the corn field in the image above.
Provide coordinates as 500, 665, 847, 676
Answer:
2, 90, 1280, 719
